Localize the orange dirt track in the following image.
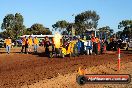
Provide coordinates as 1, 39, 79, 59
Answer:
0, 47, 132, 88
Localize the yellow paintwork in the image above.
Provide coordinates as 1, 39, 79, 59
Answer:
50, 35, 79, 57
60, 40, 78, 55
60, 47, 67, 55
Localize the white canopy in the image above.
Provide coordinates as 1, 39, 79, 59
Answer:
86, 27, 99, 31
20, 34, 54, 38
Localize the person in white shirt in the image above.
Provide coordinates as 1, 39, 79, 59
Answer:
86, 40, 92, 55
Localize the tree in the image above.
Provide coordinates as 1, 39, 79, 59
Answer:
14, 13, 25, 38
0, 31, 12, 39
25, 23, 52, 35
116, 31, 123, 39
1, 13, 25, 40
66, 23, 76, 35
118, 20, 132, 38
98, 26, 114, 39
52, 20, 69, 34
75, 10, 100, 34
31, 23, 45, 35
99, 26, 113, 34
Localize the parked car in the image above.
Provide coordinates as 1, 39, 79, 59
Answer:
0, 39, 4, 48
15, 39, 22, 47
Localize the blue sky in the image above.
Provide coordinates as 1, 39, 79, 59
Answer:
0, 0, 132, 33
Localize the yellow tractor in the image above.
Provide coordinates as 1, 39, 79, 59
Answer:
48, 32, 79, 58
59, 40, 78, 58
48, 40, 78, 58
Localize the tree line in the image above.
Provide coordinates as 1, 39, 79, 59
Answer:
52, 10, 114, 39
0, 11, 131, 40
0, 13, 52, 40
117, 20, 132, 39
52, 10, 132, 40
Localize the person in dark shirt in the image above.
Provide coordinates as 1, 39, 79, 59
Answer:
21, 36, 27, 54
25, 38, 28, 54
44, 36, 50, 56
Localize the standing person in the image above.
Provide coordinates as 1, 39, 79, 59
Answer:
77, 39, 82, 55
101, 39, 105, 54
44, 36, 50, 56
48, 38, 55, 58
41, 39, 45, 46
5, 37, 12, 54
91, 36, 96, 55
21, 36, 27, 53
27, 36, 33, 54
33, 36, 39, 53
86, 40, 93, 55
25, 38, 28, 54
95, 37, 99, 55
97, 39, 101, 54
80, 40, 84, 55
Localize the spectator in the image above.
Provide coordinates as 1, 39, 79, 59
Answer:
44, 36, 50, 56
33, 36, 39, 53
21, 36, 27, 53
77, 39, 81, 54
95, 37, 99, 55
5, 37, 12, 54
86, 40, 92, 55
98, 39, 101, 54
25, 38, 28, 54
27, 36, 33, 54
91, 36, 96, 55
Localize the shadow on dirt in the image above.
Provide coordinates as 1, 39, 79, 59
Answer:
122, 50, 132, 54
31, 52, 48, 58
